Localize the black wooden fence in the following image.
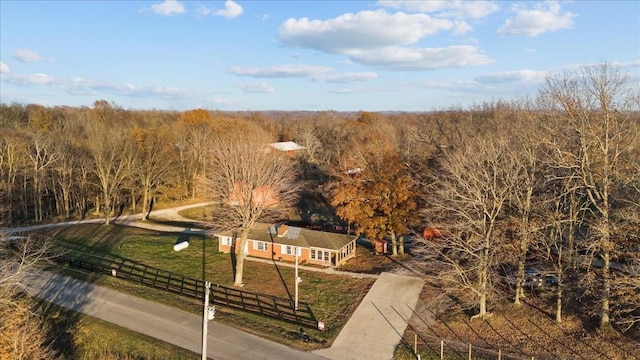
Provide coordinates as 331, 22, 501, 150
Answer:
55, 249, 319, 329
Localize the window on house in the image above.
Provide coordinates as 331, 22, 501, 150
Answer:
283, 246, 300, 256
311, 249, 329, 262
220, 236, 232, 246
253, 241, 268, 251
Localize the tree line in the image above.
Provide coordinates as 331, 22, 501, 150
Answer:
1, 62, 639, 340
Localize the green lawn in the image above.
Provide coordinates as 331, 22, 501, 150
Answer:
39, 302, 198, 360
47, 223, 375, 349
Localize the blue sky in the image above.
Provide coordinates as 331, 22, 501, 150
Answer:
1, 0, 638, 112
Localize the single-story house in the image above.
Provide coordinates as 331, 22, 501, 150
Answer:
215, 223, 357, 267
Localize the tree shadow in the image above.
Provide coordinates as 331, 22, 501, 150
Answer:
267, 227, 293, 302
37, 273, 94, 358
34, 267, 98, 358
145, 197, 155, 220
230, 231, 237, 282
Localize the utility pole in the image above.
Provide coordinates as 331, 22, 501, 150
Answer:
295, 247, 302, 310
201, 281, 213, 360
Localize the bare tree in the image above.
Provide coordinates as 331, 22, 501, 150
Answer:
49, 131, 79, 219
290, 119, 321, 165
609, 149, 640, 333
505, 113, 549, 305
418, 135, 514, 319
130, 125, 174, 218
611, 251, 640, 333
174, 109, 216, 199
0, 193, 58, 359
25, 134, 58, 222
0, 134, 22, 222
539, 62, 639, 327
85, 104, 135, 225
206, 120, 300, 286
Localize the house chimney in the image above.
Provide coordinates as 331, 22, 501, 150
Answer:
277, 224, 289, 237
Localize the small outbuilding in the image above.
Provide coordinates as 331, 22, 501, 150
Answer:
267, 141, 306, 155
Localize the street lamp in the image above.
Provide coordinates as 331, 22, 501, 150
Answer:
294, 247, 302, 310
201, 281, 215, 360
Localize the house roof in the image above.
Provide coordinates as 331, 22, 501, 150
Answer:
216, 223, 357, 251
268, 141, 306, 152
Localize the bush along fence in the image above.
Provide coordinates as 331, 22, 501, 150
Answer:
54, 248, 320, 330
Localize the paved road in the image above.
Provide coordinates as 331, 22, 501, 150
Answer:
26, 271, 328, 360
27, 270, 423, 360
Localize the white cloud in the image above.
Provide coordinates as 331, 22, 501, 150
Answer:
67, 78, 134, 95
6, 73, 56, 85
216, 0, 243, 19
151, 0, 185, 16
198, 1, 243, 19
452, 20, 473, 35
230, 64, 332, 78
197, 5, 212, 16
235, 81, 275, 93
279, 10, 453, 52
230, 64, 380, 84
347, 45, 493, 70
378, 0, 500, 19
210, 97, 234, 105
313, 72, 378, 83
475, 69, 548, 84
0, 61, 9, 74
13, 48, 51, 62
498, 1, 575, 37
611, 59, 640, 68
87, 81, 135, 93
68, 77, 194, 99
278, 10, 492, 70
143, 86, 192, 99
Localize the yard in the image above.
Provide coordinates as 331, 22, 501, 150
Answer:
47, 223, 380, 349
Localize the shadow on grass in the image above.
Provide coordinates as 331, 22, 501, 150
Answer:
145, 218, 209, 231
267, 228, 293, 301
35, 268, 100, 358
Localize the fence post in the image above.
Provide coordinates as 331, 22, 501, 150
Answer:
414, 333, 417, 354
468, 343, 471, 360
498, 349, 501, 360
440, 340, 444, 359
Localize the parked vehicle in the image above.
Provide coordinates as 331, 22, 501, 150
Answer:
504, 269, 558, 290
544, 274, 558, 286
524, 269, 544, 288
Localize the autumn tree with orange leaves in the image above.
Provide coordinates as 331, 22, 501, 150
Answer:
329, 120, 417, 256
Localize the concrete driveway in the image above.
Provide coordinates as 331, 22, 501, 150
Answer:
313, 272, 424, 360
